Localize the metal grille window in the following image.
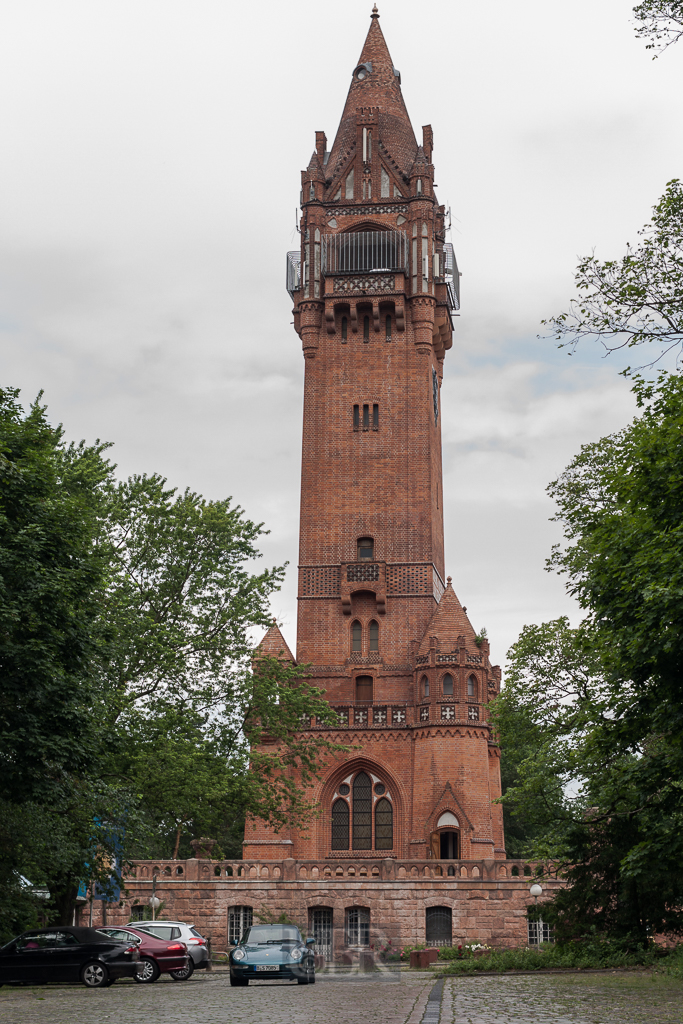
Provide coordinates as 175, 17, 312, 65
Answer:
351, 621, 362, 653
375, 798, 393, 850
311, 908, 333, 961
528, 919, 554, 945
425, 906, 452, 947
346, 907, 370, 947
369, 620, 379, 652
352, 772, 372, 849
229, 905, 253, 946
323, 230, 408, 275
331, 798, 350, 850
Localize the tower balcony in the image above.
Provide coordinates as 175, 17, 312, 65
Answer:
322, 230, 408, 277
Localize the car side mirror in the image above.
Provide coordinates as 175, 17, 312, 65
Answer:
306, 937, 315, 947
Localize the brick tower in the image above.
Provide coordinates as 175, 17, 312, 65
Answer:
244, 7, 505, 866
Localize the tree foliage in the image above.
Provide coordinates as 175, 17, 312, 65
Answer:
497, 376, 683, 942
0, 391, 343, 936
633, 1, 683, 55
543, 180, 683, 369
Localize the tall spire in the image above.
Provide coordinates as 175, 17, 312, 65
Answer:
326, 10, 417, 183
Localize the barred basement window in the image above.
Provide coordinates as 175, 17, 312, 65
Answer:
341, 316, 348, 341
331, 798, 350, 850
425, 906, 452, 947
375, 798, 393, 849
353, 404, 360, 430
442, 673, 453, 696
363, 403, 370, 429
346, 907, 370, 947
369, 620, 379, 652
229, 905, 253, 946
363, 316, 370, 341
528, 918, 554, 945
352, 771, 372, 849
385, 315, 392, 341
372, 403, 379, 430
351, 620, 362, 653
311, 907, 333, 961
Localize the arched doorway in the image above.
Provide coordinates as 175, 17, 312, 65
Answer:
429, 812, 460, 859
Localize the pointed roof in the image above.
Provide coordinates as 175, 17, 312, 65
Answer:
417, 578, 478, 657
255, 620, 295, 663
326, 8, 418, 183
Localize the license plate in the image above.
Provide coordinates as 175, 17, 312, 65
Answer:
256, 965, 279, 972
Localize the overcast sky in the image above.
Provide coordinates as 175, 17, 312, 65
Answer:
1, 0, 682, 667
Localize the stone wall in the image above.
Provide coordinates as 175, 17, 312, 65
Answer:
80, 857, 561, 957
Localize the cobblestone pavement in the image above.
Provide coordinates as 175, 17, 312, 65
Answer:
445, 973, 683, 1024
2, 969, 683, 1024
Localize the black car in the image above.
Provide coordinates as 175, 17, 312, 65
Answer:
0, 927, 140, 988
229, 924, 316, 986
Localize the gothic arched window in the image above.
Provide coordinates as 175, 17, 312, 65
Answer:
352, 772, 372, 850
369, 621, 379, 652
375, 798, 393, 850
442, 673, 453, 696
331, 798, 350, 850
351, 621, 362, 653
467, 674, 476, 697
421, 674, 430, 698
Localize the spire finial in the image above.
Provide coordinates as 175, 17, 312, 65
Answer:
447, 576, 452, 584
371, 4, 379, 18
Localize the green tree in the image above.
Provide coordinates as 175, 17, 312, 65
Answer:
499, 377, 683, 942
634, 1, 683, 55
543, 180, 683, 369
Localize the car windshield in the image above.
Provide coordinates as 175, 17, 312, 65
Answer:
243, 926, 301, 944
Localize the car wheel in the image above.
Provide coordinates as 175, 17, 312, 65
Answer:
134, 957, 160, 983
230, 975, 248, 986
81, 962, 109, 989
170, 960, 195, 981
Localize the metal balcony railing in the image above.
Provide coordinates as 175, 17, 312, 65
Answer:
443, 242, 460, 311
286, 251, 301, 299
322, 231, 408, 276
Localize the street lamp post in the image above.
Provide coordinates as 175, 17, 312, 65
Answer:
529, 883, 543, 944
149, 872, 160, 921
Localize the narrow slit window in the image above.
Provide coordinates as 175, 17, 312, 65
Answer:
375, 798, 393, 850
369, 620, 379, 652
351, 621, 362, 653
422, 675, 430, 698
352, 772, 372, 849
442, 674, 453, 696
363, 316, 370, 341
385, 315, 392, 341
355, 676, 373, 703
331, 799, 350, 851
362, 404, 369, 429
341, 316, 348, 341
372, 404, 379, 430
353, 404, 360, 430
417, 178, 422, 194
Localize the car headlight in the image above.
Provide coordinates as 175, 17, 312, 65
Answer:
289, 948, 302, 961
232, 948, 246, 961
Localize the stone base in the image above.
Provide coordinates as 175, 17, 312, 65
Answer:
81, 857, 561, 956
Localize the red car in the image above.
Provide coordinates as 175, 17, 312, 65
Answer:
98, 927, 192, 982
